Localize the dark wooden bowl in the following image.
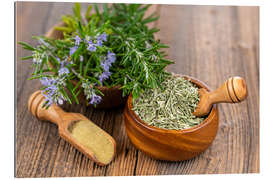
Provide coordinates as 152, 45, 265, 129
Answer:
124, 75, 219, 161
45, 22, 127, 108
75, 84, 127, 109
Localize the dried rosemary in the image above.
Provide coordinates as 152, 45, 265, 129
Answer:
132, 74, 204, 130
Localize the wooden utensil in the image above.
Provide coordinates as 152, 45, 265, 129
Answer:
28, 90, 116, 166
193, 76, 247, 117
124, 75, 219, 161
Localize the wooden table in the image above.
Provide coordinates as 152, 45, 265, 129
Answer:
16, 2, 259, 177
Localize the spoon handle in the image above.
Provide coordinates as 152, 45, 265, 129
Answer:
209, 76, 247, 104
28, 90, 66, 125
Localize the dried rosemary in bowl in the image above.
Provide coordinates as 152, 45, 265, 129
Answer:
132, 74, 204, 130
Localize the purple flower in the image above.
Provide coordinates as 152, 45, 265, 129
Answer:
106, 51, 116, 64
41, 90, 53, 105
70, 46, 78, 56
39, 38, 49, 47
40, 78, 58, 106
97, 32, 107, 42
99, 71, 111, 84
96, 39, 103, 47
74, 35, 81, 46
87, 40, 96, 52
56, 57, 61, 63
89, 94, 102, 105
101, 61, 111, 72
58, 67, 69, 76
40, 77, 66, 106
40, 77, 56, 86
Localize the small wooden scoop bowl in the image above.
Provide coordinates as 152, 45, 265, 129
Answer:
193, 76, 247, 117
28, 90, 116, 166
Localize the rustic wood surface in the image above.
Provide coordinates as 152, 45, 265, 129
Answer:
15, 2, 259, 177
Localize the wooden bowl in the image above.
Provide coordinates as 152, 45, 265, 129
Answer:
45, 22, 126, 108
76, 84, 127, 109
124, 75, 219, 161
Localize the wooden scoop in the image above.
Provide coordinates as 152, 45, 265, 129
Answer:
193, 76, 247, 117
28, 90, 116, 166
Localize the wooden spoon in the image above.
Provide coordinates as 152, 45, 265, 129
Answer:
193, 76, 247, 117
28, 90, 116, 166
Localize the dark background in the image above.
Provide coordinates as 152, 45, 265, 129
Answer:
16, 2, 259, 177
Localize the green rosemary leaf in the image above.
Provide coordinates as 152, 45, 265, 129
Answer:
39, 57, 46, 75
27, 74, 53, 80
75, 88, 82, 97
137, 4, 151, 13
18, 42, 36, 51
66, 80, 79, 104
85, 5, 92, 20
21, 55, 33, 60
142, 15, 159, 24
54, 26, 73, 33
79, 60, 83, 75
95, 88, 104, 96
94, 4, 100, 16
59, 87, 72, 104
83, 56, 92, 77
103, 4, 109, 16
73, 79, 82, 92
73, 3, 81, 21
77, 21, 85, 37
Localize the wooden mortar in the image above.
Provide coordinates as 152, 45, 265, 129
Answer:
124, 75, 219, 161
124, 74, 248, 161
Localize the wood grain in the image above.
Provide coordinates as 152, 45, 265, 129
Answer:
15, 2, 259, 177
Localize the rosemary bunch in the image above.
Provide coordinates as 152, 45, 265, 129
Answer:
19, 3, 173, 107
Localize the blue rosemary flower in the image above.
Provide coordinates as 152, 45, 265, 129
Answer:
101, 61, 110, 72
40, 77, 66, 106
69, 46, 78, 56
106, 51, 116, 64
74, 35, 81, 46
89, 94, 102, 105
98, 51, 116, 84
39, 38, 49, 47
40, 77, 56, 86
58, 67, 69, 76
87, 40, 96, 52
56, 57, 61, 63
96, 32, 107, 47
58, 60, 70, 77
96, 39, 103, 47
81, 80, 102, 105
99, 71, 111, 84
97, 32, 107, 42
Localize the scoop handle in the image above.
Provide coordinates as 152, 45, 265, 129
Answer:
28, 90, 66, 125
209, 76, 247, 104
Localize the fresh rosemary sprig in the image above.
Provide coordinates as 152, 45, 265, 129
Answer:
133, 74, 204, 130
19, 3, 173, 107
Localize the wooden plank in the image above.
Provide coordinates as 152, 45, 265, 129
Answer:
16, 2, 259, 177
158, 5, 259, 174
